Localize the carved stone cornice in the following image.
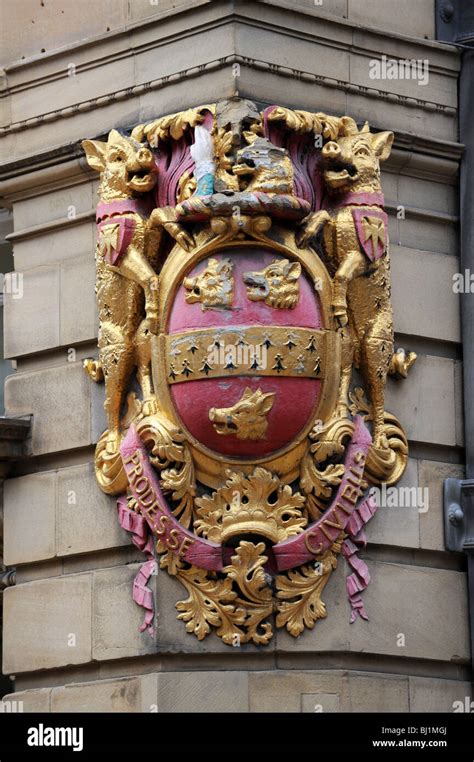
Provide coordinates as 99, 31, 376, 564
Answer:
0, 54, 458, 142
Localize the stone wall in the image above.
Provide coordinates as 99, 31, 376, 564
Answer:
0, 0, 469, 712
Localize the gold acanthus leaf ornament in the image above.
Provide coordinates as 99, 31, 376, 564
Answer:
309, 416, 355, 463
194, 467, 307, 544
266, 106, 342, 140
300, 454, 346, 521
136, 411, 196, 529
349, 387, 408, 486
223, 541, 274, 645
214, 126, 240, 192
132, 105, 215, 146
161, 541, 274, 645
176, 170, 197, 203
160, 535, 344, 644
300, 416, 361, 520
161, 554, 247, 644
348, 386, 372, 418
275, 538, 343, 637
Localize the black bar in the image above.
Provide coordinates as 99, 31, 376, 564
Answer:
0, 712, 472, 759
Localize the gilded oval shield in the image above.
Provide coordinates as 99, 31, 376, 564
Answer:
153, 236, 340, 485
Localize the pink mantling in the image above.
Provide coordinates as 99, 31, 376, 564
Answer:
154, 110, 213, 208
342, 491, 378, 622
117, 496, 156, 635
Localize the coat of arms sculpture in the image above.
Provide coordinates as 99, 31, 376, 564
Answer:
82, 99, 416, 645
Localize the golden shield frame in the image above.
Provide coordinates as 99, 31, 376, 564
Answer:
152, 220, 341, 489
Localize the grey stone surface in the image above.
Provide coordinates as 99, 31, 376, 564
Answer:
50, 674, 159, 712
350, 49, 455, 109
4, 463, 131, 576
61, 547, 143, 576
155, 671, 249, 712
454, 359, 465, 447
3, 574, 92, 673
11, 222, 94, 271
348, 0, 435, 39
385, 355, 456, 447
235, 11, 351, 84
60, 256, 97, 346
4, 265, 60, 358
0, 0, 439, 75
129, 0, 198, 25
409, 676, 472, 713
13, 181, 95, 231
249, 669, 410, 712
391, 248, 461, 344
4, 363, 92, 456
367, 458, 420, 549
396, 175, 457, 217
92, 564, 158, 661
391, 215, 457, 256
3, 670, 472, 714
0, 0, 201, 69
291, 0, 348, 18
56, 463, 130, 557
4, 471, 56, 565
275, 559, 470, 663
12, 55, 134, 126
1, 688, 51, 712
15, 560, 62, 584
0, 0, 129, 67
90, 376, 107, 445
248, 671, 343, 712
342, 88, 457, 143
301, 692, 341, 713
345, 673, 409, 712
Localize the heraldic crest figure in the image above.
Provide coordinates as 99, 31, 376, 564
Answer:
82, 98, 416, 645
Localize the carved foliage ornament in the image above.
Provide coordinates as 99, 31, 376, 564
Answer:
82, 100, 416, 645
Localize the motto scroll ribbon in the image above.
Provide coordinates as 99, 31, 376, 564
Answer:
120, 416, 373, 573
273, 416, 373, 570
120, 425, 223, 571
